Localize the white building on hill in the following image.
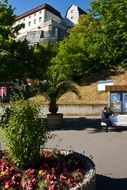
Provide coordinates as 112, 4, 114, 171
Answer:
14, 3, 87, 45
64, 4, 87, 27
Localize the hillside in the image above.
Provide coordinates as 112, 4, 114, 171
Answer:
31, 70, 127, 105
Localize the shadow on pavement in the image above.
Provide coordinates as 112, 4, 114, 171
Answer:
96, 174, 127, 190
62, 117, 101, 131
48, 117, 127, 133
47, 117, 103, 133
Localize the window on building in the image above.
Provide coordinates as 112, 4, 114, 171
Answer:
71, 16, 73, 19
39, 11, 41, 14
29, 15, 31, 18
34, 19, 36, 24
123, 93, 127, 112
71, 10, 73, 13
23, 18, 25, 21
110, 93, 121, 112
39, 17, 42, 22
34, 13, 36, 16
28, 21, 31, 26
110, 92, 127, 113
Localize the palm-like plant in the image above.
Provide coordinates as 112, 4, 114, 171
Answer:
38, 71, 80, 114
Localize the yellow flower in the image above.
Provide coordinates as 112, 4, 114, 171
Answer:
38, 170, 45, 176
0, 171, 6, 176
4, 184, 9, 189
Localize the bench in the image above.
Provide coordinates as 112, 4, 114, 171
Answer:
101, 114, 127, 131
109, 115, 127, 127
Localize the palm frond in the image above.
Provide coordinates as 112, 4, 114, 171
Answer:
56, 81, 80, 101
33, 71, 80, 113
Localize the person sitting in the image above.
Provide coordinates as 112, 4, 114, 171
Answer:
101, 106, 113, 132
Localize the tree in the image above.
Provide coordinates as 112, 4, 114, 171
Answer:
0, 38, 58, 82
52, 0, 127, 81
0, 0, 14, 46
36, 71, 80, 114
0, 40, 35, 81
0, 1, 58, 82
0, 0, 25, 81
33, 42, 58, 80
0, 0, 37, 82
51, 14, 97, 79
52, 13, 106, 80
0, 0, 23, 53
89, 0, 127, 69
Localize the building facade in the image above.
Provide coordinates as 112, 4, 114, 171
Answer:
65, 4, 87, 26
14, 3, 87, 45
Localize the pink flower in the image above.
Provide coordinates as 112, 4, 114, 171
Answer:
48, 183, 56, 190
46, 174, 55, 181
4, 179, 13, 187
0, 149, 88, 190
43, 151, 52, 159
66, 177, 76, 188
60, 174, 66, 180
31, 177, 37, 185
26, 169, 36, 175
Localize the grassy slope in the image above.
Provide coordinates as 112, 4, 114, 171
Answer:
31, 70, 127, 105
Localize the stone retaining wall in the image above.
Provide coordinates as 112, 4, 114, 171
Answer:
0, 103, 107, 117
39, 104, 107, 116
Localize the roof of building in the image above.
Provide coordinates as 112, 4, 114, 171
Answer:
78, 7, 87, 15
65, 4, 87, 17
16, 3, 62, 21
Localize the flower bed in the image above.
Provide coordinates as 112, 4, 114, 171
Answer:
0, 149, 96, 190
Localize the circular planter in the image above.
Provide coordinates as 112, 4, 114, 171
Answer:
47, 113, 63, 128
0, 149, 96, 190
45, 149, 96, 190
70, 156, 96, 190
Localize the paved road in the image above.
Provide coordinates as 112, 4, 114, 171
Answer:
46, 116, 127, 190
1, 116, 127, 190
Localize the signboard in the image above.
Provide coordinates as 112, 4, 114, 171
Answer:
0, 86, 7, 98
97, 80, 113, 91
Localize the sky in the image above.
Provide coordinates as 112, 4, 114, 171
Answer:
8, 0, 91, 17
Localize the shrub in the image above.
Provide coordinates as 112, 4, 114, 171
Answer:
1, 97, 49, 168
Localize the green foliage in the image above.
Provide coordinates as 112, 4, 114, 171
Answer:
0, 0, 26, 81
0, 40, 34, 81
52, 14, 100, 79
36, 71, 80, 114
1, 97, 49, 168
0, 1, 58, 82
0, 0, 15, 40
0, 0, 23, 50
33, 42, 58, 80
89, 0, 127, 69
0, 36, 58, 81
52, 0, 127, 80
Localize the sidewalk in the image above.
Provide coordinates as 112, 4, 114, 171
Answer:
46, 116, 127, 190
